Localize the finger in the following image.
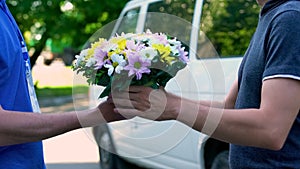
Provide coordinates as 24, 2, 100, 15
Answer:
159, 86, 167, 93
128, 92, 148, 103
115, 107, 162, 121
128, 86, 152, 93
111, 90, 130, 99
106, 95, 113, 103
113, 97, 151, 112
113, 98, 135, 109
114, 108, 142, 119
112, 90, 149, 104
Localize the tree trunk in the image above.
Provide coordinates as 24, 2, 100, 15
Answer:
29, 31, 49, 69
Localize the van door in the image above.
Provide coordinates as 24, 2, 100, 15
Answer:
124, 1, 206, 168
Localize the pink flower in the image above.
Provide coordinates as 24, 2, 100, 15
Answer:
125, 40, 144, 56
94, 48, 107, 69
124, 53, 151, 80
178, 46, 189, 63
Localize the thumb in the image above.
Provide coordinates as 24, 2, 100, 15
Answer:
159, 86, 167, 93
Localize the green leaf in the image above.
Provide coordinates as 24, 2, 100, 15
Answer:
95, 70, 110, 86
99, 85, 111, 98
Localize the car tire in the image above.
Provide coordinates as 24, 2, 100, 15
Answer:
210, 150, 229, 169
96, 125, 141, 169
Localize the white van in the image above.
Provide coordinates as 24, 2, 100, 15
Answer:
88, 0, 258, 168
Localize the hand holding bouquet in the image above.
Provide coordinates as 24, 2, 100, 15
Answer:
73, 30, 189, 98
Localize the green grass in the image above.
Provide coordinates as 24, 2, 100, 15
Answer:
36, 85, 89, 98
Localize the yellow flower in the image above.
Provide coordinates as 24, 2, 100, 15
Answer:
106, 38, 127, 59
152, 44, 174, 64
117, 39, 127, 50
110, 37, 127, 50
86, 38, 107, 59
107, 48, 126, 59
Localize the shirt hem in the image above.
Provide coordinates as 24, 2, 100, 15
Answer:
263, 74, 300, 81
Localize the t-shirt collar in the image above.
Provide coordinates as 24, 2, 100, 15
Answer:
261, 0, 290, 16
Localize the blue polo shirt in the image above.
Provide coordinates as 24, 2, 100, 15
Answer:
0, 0, 45, 168
230, 0, 300, 168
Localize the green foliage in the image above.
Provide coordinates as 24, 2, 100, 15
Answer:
7, 0, 260, 61
146, 0, 260, 57
201, 0, 260, 56
36, 85, 88, 98
7, 0, 129, 54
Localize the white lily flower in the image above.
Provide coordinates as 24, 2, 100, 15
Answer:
74, 55, 84, 68
74, 49, 88, 67
170, 45, 179, 56
139, 47, 158, 61
168, 38, 181, 46
104, 54, 126, 76
168, 39, 181, 55
79, 49, 89, 57
86, 57, 96, 67
104, 64, 114, 76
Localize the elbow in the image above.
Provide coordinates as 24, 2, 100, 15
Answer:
263, 129, 286, 151
256, 110, 290, 151
266, 138, 285, 151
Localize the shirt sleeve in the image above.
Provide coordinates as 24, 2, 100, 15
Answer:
263, 10, 300, 81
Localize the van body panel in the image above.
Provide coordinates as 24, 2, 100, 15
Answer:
89, 0, 248, 168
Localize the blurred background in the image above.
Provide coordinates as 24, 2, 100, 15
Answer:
7, 0, 260, 168
8, 1, 130, 168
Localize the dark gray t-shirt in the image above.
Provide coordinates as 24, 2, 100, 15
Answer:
230, 0, 300, 168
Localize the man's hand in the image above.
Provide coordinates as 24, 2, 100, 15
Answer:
97, 100, 126, 122
76, 100, 126, 128
110, 86, 181, 121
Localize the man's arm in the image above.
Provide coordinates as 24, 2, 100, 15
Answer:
179, 78, 300, 150
0, 101, 124, 146
113, 78, 300, 150
199, 79, 238, 109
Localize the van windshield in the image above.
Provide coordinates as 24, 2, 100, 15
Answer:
116, 7, 140, 35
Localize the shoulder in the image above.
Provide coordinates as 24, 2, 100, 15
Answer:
268, 3, 300, 36
272, 1, 300, 22
281, 1, 300, 11
262, 2, 300, 81
261, 1, 300, 36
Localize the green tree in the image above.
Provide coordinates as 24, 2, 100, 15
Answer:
7, 0, 128, 67
201, 0, 260, 56
145, 0, 260, 57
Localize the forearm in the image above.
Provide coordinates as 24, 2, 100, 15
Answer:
0, 109, 81, 145
198, 100, 225, 109
198, 94, 236, 109
0, 102, 121, 146
176, 78, 300, 150
177, 99, 283, 150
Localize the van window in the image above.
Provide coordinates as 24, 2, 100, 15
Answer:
147, 0, 195, 23
116, 7, 140, 34
143, 0, 260, 59
144, 0, 195, 48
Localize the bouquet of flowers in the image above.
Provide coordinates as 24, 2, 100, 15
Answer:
73, 30, 189, 98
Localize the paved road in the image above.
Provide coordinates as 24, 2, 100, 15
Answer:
41, 98, 101, 169
47, 163, 99, 169
34, 59, 101, 169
